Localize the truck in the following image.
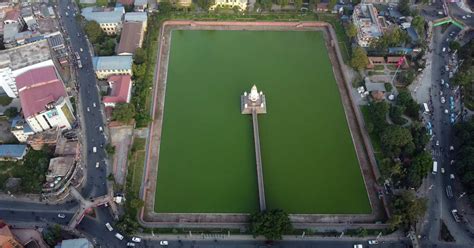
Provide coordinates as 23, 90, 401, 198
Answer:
432, 161, 438, 174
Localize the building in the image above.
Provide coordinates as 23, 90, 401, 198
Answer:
0, 144, 27, 161
0, 40, 54, 98
209, 0, 247, 11
55, 136, 79, 158
92, 56, 133, 79
27, 127, 60, 150
15, 66, 75, 133
0, 220, 23, 248
116, 22, 144, 55
10, 117, 34, 143
55, 238, 93, 248
81, 7, 125, 35
315, 2, 329, 12
124, 12, 147, 30
46, 156, 75, 182
352, 3, 383, 47
3, 22, 20, 48
133, 0, 146, 11
118, 0, 134, 6
103, 75, 132, 107
47, 33, 65, 51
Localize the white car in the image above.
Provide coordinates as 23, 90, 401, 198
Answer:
115, 233, 124, 240
450, 174, 455, 180
87, 107, 90, 112
160, 240, 169, 246
99, 126, 103, 132
80, 48, 83, 52
441, 96, 446, 103
92, 147, 97, 153
57, 213, 66, 218
95, 162, 100, 168
450, 146, 454, 151
353, 244, 363, 248
436, 140, 439, 146
105, 222, 113, 231
93, 102, 97, 107
445, 109, 449, 114
441, 168, 445, 174
462, 15, 467, 19
127, 242, 136, 247
368, 240, 379, 244
132, 237, 141, 242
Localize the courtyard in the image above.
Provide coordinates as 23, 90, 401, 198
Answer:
154, 28, 371, 215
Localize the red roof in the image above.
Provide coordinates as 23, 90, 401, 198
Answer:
5, 9, 20, 22
117, 0, 134, 5
103, 75, 132, 104
16, 66, 67, 118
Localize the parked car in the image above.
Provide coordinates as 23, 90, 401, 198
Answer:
57, 213, 66, 218
127, 242, 136, 247
441, 96, 446, 103
132, 237, 141, 243
451, 209, 461, 222
446, 185, 453, 198
450, 174, 455, 180
368, 240, 379, 244
160, 241, 169, 246
115, 233, 124, 240
105, 222, 113, 231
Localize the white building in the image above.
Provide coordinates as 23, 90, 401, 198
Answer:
0, 40, 53, 98
11, 117, 34, 143
352, 3, 383, 47
81, 6, 125, 35
210, 0, 247, 11
15, 66, 75, 133
92, 56, 133, 79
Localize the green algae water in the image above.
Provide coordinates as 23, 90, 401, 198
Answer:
154, 30, 371, 214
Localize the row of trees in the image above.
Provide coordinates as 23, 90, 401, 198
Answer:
84, 21, 116, 56
453, 119, 474, 205
453, 39, 474, 109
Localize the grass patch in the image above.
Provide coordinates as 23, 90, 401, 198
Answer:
155, 30, 370, 214
0, 95, 13, 106
127, 138, 146, 197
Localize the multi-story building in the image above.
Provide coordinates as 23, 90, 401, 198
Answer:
103, 75, 132, 107
209, 0, 247, 11
81, 6, 125, 35
0, 220, 23, 248
0, 39, 54, 98
15, 66, 75, 133
352, 3, 383, 47
116, 21, 145, 55
10, 117, 34, 143
92, 56, 133, 79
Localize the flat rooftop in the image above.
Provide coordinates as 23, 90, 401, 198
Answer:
0, 39, 51, 71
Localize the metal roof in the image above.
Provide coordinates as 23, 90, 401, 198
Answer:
92, 55, 132, 71
0, 144, 27, 158
81, 6, 124, 24
124, 12, 147, 23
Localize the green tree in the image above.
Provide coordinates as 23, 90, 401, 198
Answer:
391, 191, 427, 230
4, 107, 18, 118
379, 158, 402, 179
398, 0, 410, 16
407, 151, 433, 188
411, 15, 425, 36
105, 143, 116, 155
133, 48, 146, 64
130, 198, 145, 209
449, 41, 461, 51
112, 103, 136, 123
250, 209, 292, 240
350, 46, 369, 70
84, 21, 104, 44
345, 23, 357, 39
277, 0, 289, 8
132, 63, 147, 79
381, 125, 413, 149
159, 0, 173, 13
260, 0, 273, 10
328, 0, 337, 10
294, 0, 303, 10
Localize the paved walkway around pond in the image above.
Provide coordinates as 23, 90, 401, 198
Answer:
252, 109, 266, 212
139, 20, 388, 229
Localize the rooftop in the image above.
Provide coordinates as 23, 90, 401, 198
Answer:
0, 144, 27, 158
81, 6, 124, 24
4, 9, 19, 21
92, 55, 133, 71
47, 156, 74, 180
15, 66, 67, 118
55, 136, 79, 156
48, 33, 65, 49
56, 238, 92, 248
103, 75, 132, 104
116, 22, 143, 55
134, 0, 147, 7
124, 11, 147, 23
11, 116, 34, 134
0, 39, 52, 70
27, 127, 60, 146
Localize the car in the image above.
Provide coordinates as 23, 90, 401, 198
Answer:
65, 11, 68, 16
462, 15, 467, 19
115, 233, 124, 240
445, 109, 449, 114
160, 241, 169, 246
446, 185, 453, 198
93, 102, 96, 107
451, 209, 461, 222
127, 242, 136, 247
353, 244, 363, 248
368, 240, 379, 244
450, 146, 454, 151
80, 48, 83, 52
99, 126, 103, 132
436, 140, 439, 146
57, 213, 66, 218
93, 147, 97, 153
105, 222, 113, 231
95, 162, 100, 168
441, 96, 446, 103
441, 167, 445, 173
132, 237, 141, 242
450, 160, 455, 165
441, 79, 445, 85
87, 107, 90, 112
468, 14, 472, 18
450, 174, 455, 180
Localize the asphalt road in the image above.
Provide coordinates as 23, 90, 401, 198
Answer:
57, 0, 108, 199
418, 24, 474, 247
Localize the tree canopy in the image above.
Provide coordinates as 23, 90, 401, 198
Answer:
350, 46, 369, 70
381, 125, 413, 150
345, 23, 357, 39
84, 21, 104, 44
390, 190, 427, 230
250, 209, 292, 240
4, 107, 18, 118
112, 103, 136, 123
398, 0, 411, 16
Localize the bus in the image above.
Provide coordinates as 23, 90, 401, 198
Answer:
432, 161, 438, 174
423, 103, 430, 114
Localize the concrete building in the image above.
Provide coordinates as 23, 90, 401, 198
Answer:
27, 127, 60, 150
0, 220, 23, 248
92, 56, 133, 79
11, 117, 34, 143
55, 136, 79, 158
55, 238, 93, 248
0, 144, 28, 161
46, 156, 75, 182
210, 0, 247, 11
133, 0, 147, 11
15, 66, 75, 133
103, 75, 132, 107
116, 22, 144, 55
0, 40, 54, 98
352, 3, 383, 47
81, 7, 124, 35
3, 22, 20, 48
124, 12, 147, 30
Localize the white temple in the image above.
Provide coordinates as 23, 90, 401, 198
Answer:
241, 85, 267, 115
